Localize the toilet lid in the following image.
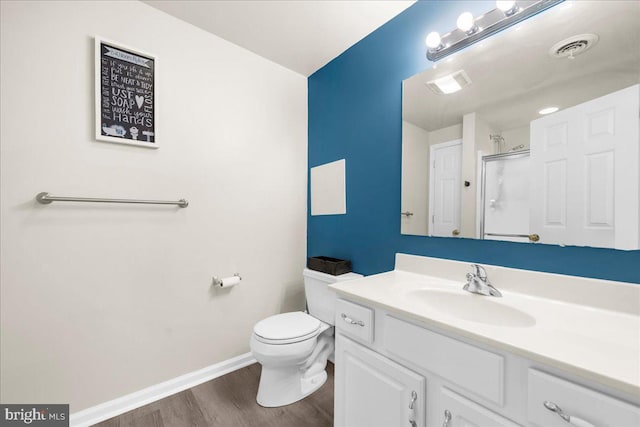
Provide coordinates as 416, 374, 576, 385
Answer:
254, 312, 321, 341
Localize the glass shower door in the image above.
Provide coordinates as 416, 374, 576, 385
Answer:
480, 151, 531, 242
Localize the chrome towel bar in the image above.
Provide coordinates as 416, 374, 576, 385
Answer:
485, 232, 539, 242
35, 192, 188, 208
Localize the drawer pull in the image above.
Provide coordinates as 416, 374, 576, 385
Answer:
341, 313, 365, 327
442, 409, 452, 427
543, 401, 596, 427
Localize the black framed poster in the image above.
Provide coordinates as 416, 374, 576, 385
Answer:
95, 37, 157, 148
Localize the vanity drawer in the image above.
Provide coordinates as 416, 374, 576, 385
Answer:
527, 369, 640, 427
335, 299, 374, 344
384, 315, 504, 405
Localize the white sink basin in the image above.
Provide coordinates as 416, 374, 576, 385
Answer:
404, 289, 536, 328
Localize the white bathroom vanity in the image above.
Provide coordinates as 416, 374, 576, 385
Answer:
331, 254, 640, 427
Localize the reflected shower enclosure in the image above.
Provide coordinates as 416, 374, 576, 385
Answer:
480, 151, 531, 242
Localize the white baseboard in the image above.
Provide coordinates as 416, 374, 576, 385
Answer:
70, 352, 256, 427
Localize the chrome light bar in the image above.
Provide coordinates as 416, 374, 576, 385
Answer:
426, 0, 565, 62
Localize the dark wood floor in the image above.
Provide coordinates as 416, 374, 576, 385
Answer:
95, 362, 334, 427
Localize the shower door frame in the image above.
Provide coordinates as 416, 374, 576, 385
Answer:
479, 150, 530, 241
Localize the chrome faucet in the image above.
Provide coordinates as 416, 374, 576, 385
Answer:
463, 264, 502, 297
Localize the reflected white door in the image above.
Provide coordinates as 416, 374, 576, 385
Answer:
429, 140, 462, 237
530, 84, 639, 249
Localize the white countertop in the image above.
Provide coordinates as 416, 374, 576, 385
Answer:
330, 255, 640, 397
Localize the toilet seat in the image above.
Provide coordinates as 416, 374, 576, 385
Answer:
254, 312, 322, 345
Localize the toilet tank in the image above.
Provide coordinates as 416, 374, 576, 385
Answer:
303, 268, 363, 325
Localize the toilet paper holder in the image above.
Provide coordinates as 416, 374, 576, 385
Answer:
213, 273, 242, 288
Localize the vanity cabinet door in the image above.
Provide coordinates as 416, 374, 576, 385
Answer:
437, 387, 521, 427
334, 333, 426, 427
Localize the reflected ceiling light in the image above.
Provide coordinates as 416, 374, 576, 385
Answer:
425, 0, 565, 61
538, 106, 559, 115
432, 76, 462, 94
426, 70, 472, 95
496, 1, 519, 16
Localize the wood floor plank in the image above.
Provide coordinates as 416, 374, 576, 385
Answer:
152, 390, 208, 427
129, 410, 164, 427
94, 362, 333, 427
95, 418, 119, 427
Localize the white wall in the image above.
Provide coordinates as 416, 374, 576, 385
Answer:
500, 125, 530, 152
428, 123, 462, 147
0, 0, 307, 412
401, 121, 430, 235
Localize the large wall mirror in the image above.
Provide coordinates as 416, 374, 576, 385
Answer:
401, 0, 640, 250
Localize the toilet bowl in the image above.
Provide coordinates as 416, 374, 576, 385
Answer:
250, 311, 333, 407
250, 268, 362, 407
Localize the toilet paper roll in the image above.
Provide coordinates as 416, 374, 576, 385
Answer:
218, 275, 241, 288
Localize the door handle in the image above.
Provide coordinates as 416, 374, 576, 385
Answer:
442, 409, 452, 427
452, 229, 460, 236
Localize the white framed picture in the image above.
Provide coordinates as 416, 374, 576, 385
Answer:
95, 37, 157, 148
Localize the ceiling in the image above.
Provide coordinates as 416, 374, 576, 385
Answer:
142, 0, 415, 76
403, 0, 640, 133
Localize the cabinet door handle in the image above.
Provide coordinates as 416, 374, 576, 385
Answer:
341, 313, 365, 327
543, 401, 596, 427
407, 391, 418, 427
442, 409, 452, 427
408, 390, 417, 409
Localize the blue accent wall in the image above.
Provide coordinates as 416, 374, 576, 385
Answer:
307, 0, 640, 284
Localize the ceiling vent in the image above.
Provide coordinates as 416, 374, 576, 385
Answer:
425, 70, 472, 95
549, 34, 599, 59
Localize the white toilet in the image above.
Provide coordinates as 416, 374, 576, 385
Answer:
250, 268, 362, 407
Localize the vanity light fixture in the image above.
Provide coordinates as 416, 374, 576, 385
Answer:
426, 0, 565, 61
538, 106, 559, 115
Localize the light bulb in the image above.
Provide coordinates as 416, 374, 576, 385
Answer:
425, 32, 442, 49
496, 1, 516, 12
456, 12, 476, 33
496, 0, 518, 16
538, 107, 559, 115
